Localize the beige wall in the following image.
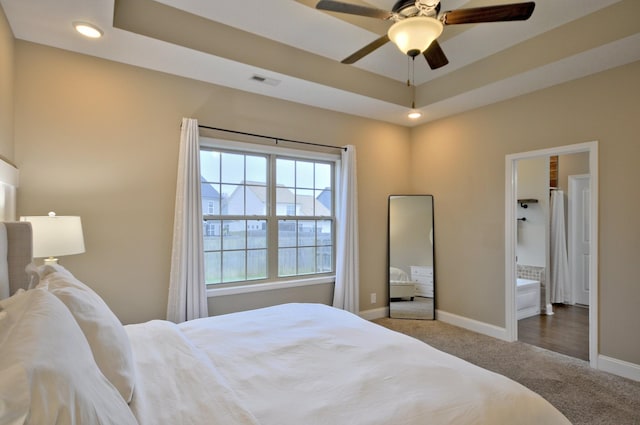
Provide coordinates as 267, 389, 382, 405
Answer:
0, 5, 14, 162
411, 60, 640, 365
516, 157, 548, 268
13, 41, 410, 324
558, 152, 590, 192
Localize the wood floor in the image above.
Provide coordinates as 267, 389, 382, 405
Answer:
518, 304, 589, 361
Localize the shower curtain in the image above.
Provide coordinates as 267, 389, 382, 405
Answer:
549, 190, 571, 304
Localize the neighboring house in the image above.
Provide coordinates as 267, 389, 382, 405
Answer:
201, 176, 221, 236
225, 182, 268, 218
202, 179, 331, 235
316, 188, 332, 212
223, 183, 331, 234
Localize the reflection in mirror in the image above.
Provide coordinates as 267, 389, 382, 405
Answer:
388, 195, 435, 320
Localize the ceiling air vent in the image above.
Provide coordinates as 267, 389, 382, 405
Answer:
250, 74, 281, 87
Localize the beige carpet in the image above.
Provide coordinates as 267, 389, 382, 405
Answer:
389, 297, 434, 319
374, 318, 640, 425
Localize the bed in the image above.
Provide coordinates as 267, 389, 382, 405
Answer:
389, 266, 415, 299
0, 222, 571, 425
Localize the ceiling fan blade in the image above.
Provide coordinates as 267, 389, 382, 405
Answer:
423, 40, 449, 70
442, 2, 535, 25
316, 0, 393, 20
342, 34, 390, 64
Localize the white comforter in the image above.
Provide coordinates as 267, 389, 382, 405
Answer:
127, 303, 570, 425
125, 320, 260, 425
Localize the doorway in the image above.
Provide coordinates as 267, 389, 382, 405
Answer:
505, 141, 599, 368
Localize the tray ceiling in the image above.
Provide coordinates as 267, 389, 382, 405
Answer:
2, 0, 639, 126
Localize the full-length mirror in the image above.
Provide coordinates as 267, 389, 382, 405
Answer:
388, 195, 435, 320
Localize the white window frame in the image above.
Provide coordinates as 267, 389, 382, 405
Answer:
200, 137, 340, 297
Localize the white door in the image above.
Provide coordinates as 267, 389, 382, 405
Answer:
569, 175, 590, 306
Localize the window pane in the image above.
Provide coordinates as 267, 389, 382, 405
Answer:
222, 184, 244, 215
201, 146, 335, 285
317, 246, 332, 273
203, 220, 222, 249
223, 251, 245, 282
315, 189, 331, 216
246, 155, 267, 185
297, 247, 316, 274
200, 150, 220, 183
296, 160, 314, 189
276, 158, 295, 187
247, 249, 267, 280
247, 220, 267, 249
317, 220, 332, 246
298, 221, 316, 246
202, 183, 220, 215
278, 247, 296, 276
276, 187, 295, 216
204, 251, 221, 284
315, 163, 331, 190
246, 186, 266, 215
223, 220, 246, 250
221, 153, 244, 184
296, 189, 314, 216
278, 220, 296, 247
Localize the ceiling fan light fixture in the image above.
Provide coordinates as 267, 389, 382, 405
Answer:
388, 17, 443, 57
408, 110, 422, 119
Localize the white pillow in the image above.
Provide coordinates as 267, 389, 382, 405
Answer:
37, 266, 136, 403
0, 288, 139, 425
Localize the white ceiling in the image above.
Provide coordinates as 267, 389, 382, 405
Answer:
2, 0, 639, 126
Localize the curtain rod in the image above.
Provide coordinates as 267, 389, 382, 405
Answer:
198, 125, 347, 152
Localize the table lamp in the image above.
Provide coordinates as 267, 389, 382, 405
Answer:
20, 212, 85, 265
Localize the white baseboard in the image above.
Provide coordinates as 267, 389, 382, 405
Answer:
598, 355, 640, 382
359, 306, 388, 321
436, 309, 510, 341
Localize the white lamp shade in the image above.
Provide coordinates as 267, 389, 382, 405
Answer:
20, 215, 85, 259
388, 17, 443, 56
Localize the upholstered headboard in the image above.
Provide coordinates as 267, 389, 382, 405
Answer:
4, 221, 33, 295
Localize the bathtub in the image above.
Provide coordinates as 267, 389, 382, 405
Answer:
517, 278, 540, 320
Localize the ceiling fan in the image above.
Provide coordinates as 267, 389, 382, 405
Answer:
316, 0, 536, 70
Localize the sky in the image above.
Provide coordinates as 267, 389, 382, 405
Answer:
200, 150, 331, 190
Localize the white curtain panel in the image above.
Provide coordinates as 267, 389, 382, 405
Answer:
333, 145, 359, 314
167, 118, 208, 323
549, 190, 571, 304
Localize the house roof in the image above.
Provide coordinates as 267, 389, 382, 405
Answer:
201, 176, 220, 199
228, 183, 331, 216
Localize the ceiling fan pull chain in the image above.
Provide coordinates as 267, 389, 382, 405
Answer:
410, 56, 416, 108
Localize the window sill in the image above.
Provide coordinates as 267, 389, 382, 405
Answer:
206, 276, 335, 298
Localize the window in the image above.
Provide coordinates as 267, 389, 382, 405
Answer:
200, 141, 336, 286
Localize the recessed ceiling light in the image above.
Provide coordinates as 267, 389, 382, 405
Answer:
408, 110, 422, 119
73, 22, 103, 39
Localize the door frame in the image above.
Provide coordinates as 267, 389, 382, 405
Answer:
504, 141, 599, 368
